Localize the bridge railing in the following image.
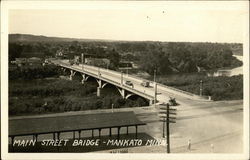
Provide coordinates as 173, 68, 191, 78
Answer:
53, 60, 207, 100
54, 61, 154, 100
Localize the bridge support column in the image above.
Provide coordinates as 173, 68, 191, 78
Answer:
69, 70, 76, 81
117, 88, 125, 99
149, 99, 154, 106
97, 87, 102, 97
81, 74, 86, 84
61, 67, 66, 74
121, 89, 125, 99
97, 79, 102, 88
97, 80, 102, 97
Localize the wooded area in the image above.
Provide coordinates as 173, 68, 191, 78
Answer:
9, 34, 242, 75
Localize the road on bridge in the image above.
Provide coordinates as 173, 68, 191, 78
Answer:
52, 59, 208, 105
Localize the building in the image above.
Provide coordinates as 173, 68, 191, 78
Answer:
13, 57, 42, 67
14, 58, 27, 67
55, 49, 68, 59
85, 58, 110, 68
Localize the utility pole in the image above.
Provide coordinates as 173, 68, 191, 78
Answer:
154, 69, 157, 106
162, 116, 165, 138
98, 67, 101, 78
158, 102, 177, 153
166, 103, 170, 153
81, 53, 84, 71
154, 83, 157, 106
121, 71, 123, 86
127, 63, 129, 77
154, 69, 156, 83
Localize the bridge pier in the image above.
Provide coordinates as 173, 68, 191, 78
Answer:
149, 100, 154, 106
57, 65, 154, 104
117, 88, 125, 99
61, 67, 66, 74
97, 80, 102, 97
69, 70, 76, 81
149, 99, 154, 106
97, 87, 102, 97
81, 74, 86, 84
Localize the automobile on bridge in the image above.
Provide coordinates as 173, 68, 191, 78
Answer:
141, 81, 150, 87
125, 80, 134, 88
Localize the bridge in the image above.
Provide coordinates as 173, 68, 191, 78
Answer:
51, 59, 209, 105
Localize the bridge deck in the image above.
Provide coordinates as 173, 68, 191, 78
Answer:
57, 62, 155, 100
9, 111, 145, 137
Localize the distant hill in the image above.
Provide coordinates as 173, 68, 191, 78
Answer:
9, 34, 243, 57
9, 34, 113, 43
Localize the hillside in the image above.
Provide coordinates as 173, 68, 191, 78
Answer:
9, 34, 243, 56
9, 34, 114, 43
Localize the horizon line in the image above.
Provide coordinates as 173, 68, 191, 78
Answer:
9, 33, 243, 44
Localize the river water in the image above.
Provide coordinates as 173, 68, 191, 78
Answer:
207, 55, 243, 77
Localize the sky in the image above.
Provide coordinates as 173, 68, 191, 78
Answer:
8, 1, 249, 43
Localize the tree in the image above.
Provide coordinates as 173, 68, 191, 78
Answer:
107, 49, 120, 69
9, 43, 23, 61
140, 49, 172, 75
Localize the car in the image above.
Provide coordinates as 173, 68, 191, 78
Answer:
69, 60, 74, 65
125, 80, 134, 88
141, 81, 150, 87
169, 97, 178, 106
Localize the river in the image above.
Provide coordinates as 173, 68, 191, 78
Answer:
207, 55, 243, 77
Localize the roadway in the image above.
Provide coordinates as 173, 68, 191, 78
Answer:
52, 59, 209, 105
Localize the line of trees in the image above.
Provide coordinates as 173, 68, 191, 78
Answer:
158, 73, 243, 101
9, 38, 242, 75
9, 78, 148, 116
9, 64, 61, 80
139, 42, 242, 75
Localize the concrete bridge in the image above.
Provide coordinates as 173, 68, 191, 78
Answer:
51, 59, 208, 105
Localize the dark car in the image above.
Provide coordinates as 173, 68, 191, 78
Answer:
69, 60, 74, 65
125, 80, 134, 88
141, 81, 150, 87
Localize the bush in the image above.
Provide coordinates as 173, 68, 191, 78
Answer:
158, 74, 243, 101
9, 64, 60, 80
9, 78, 151, 116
